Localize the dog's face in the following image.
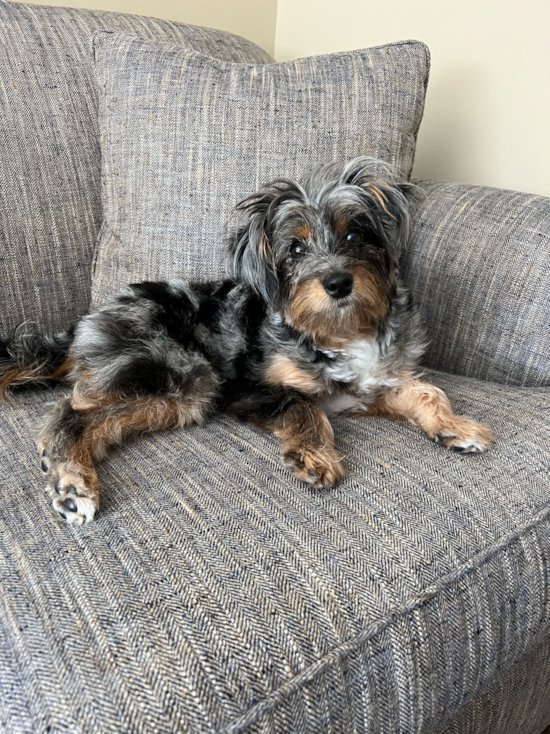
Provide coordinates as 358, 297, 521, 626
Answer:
230, 157, 413, 348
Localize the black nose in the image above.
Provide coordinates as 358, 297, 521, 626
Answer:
323, 272, 354, 299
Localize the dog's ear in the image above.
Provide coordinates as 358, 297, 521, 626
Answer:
230, 181, 305, 305
339, 157, 416, 249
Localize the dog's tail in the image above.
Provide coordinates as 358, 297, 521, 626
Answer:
0, 324, 75, 399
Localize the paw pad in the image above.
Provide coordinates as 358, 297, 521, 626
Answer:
62, 497, 78, 513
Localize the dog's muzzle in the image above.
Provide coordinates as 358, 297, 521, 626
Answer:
323, 272, 353, 299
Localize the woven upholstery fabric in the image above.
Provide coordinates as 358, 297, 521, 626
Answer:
91, 32, 430, 305
432, 632, 550, 734
405, 180, 550, 387
1, 371, 549, 733
0, 1, 272, 341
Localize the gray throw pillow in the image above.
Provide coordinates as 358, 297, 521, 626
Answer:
92, 31, 430, 304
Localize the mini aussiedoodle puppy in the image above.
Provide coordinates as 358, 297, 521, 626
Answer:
0, 157, 493, 524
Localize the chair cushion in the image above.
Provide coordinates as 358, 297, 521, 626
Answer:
90, 31, 430, 304
0, 371, 548, 733
0, 0, 272, 340
432, 632, 550, 734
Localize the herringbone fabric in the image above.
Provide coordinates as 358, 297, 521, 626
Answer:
91, 31, 430, 305
406, 180, 550, 387
1, 371, 549, 733
431, 632, 550, 734
0, 1, 272, 340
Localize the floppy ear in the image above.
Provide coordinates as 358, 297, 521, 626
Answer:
229, 209, 278, 305
229, 180, 305, 305
339, 157, 417, 249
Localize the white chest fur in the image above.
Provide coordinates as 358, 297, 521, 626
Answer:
316, 338, 399, 415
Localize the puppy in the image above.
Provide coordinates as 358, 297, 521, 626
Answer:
0, 157, 493, 524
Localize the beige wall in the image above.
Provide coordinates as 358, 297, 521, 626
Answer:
275, 0, 550, 196
22, 0, 278, 57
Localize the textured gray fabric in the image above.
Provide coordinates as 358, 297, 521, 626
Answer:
431, 632, 550, 734
0, 1, 272, 341
1, 371, 549, 733
405, 180, 550, 387
91, 32, 430, 305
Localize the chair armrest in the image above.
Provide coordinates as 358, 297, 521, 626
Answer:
403, 180, 550, 386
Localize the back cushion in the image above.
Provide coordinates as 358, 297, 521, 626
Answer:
0, 0, 272, 339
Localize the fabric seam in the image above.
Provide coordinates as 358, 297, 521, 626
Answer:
92, 29, 430, 71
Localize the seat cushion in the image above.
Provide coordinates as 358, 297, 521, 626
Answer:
90, 31, 430, 304
0, 1, 272, 340
0, 371, 549, 733
432, 632, 550, 734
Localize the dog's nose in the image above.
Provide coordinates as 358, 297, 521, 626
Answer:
323, 272, 354, 299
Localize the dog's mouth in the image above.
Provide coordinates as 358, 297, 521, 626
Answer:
336, 297, 352, 309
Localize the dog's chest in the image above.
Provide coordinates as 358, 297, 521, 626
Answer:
316, 338, 398, 414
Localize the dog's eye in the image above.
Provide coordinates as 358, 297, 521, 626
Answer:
348, 227, 385, 249
290, 241, 308, 260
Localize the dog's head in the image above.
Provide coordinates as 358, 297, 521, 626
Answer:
230, 157, 414, 348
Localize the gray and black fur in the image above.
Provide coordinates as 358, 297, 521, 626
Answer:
0, 157, 493, 524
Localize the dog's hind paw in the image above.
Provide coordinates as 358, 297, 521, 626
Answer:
51, 485, 97, 525
41, 449, 98, 524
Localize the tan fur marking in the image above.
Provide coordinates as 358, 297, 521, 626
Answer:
368, 378, 494, 450
71, 387, 104, 412
352, 264, 390, 321
288, 279, 341, 347
55, 459, 99, 499
265, 356, 325, 396
49, 356, 76, 380
70, 378, 115, 412
367, 185, 392, 217
287, 264, 389, 349
82, 395, 202, 460
0, 365, 30, 399
47, 391, 215, 516
335, 217, 348, 233
294, 224, 311, 240
0, 355, 75, 399
267, 403, 344, 487
258, 234, 273, 264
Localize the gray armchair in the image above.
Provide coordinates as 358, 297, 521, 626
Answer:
1, 3, 548, 733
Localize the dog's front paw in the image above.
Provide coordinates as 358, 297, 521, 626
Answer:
41, 449, 98, 525
433, 417, 494, 454
283, 446, 345, 488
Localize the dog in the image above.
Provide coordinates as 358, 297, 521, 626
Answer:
0, 157, 493, 525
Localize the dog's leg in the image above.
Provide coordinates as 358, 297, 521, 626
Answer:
265, 402, 344, 487
39, 373, 217, 524
38, 395, 101, 525
368, 378, 494, 453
